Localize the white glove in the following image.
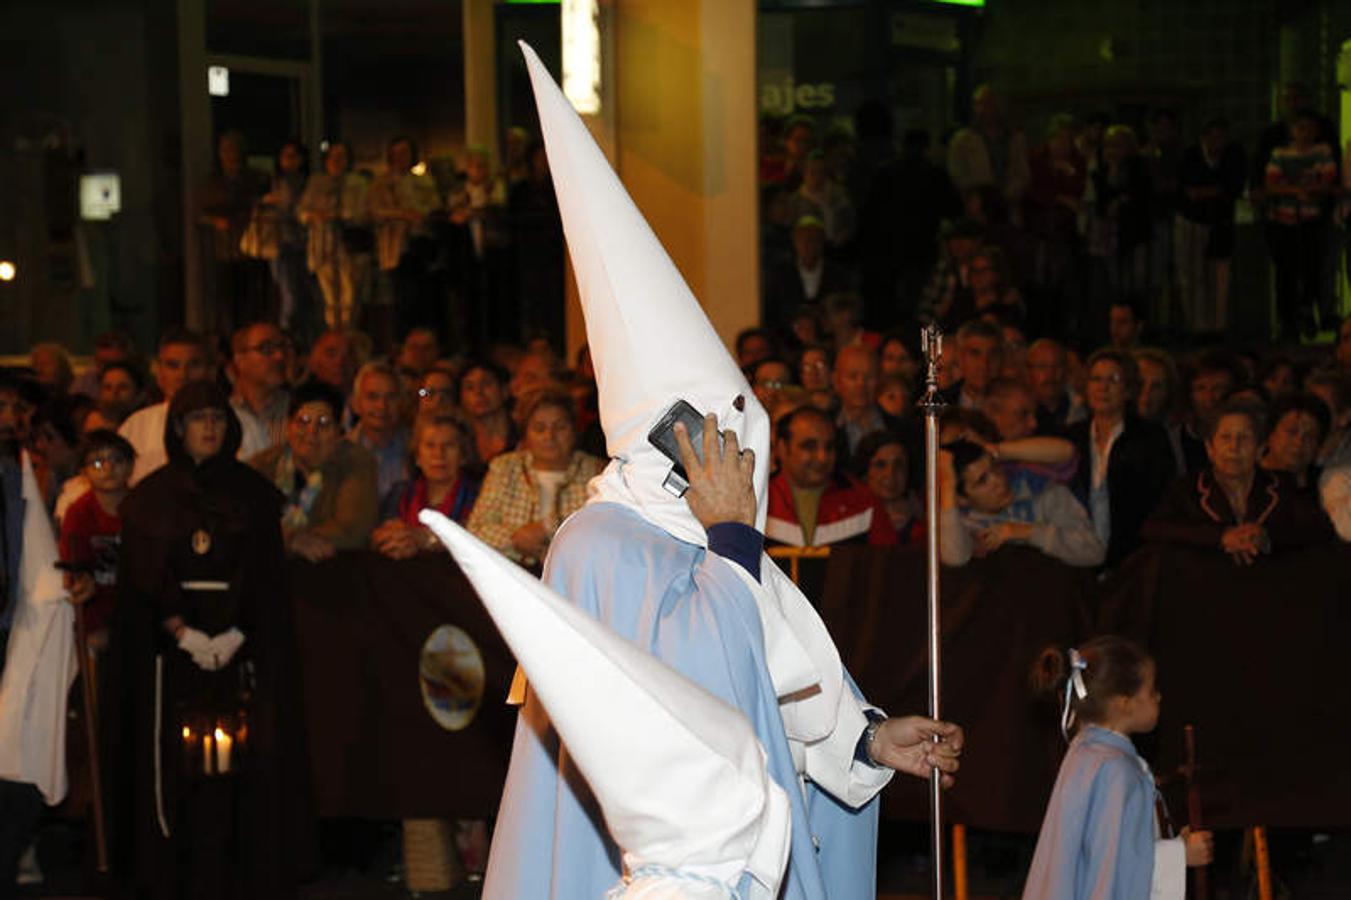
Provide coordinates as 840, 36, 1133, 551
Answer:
177, 627, 216, 670
208, 628, 246, 669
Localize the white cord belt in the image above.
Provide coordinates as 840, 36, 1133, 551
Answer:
154, 654, 171, 838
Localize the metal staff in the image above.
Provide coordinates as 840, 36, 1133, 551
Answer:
1183, 724, 1207, 900
73, 602, 108, 871
919, 323, 946, 899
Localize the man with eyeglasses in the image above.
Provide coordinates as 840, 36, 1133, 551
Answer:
229, 322, 292, 459
348, 361, 410, 503
120, 329, 210, 485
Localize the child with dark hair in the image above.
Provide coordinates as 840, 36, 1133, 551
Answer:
30, 396, 83, 512
58, 430, 135, 642
1024, 636, 1213, 898
938, 440, 1104, 567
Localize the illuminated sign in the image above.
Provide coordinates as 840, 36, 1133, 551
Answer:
80, 173, 122, 221
208, 65, 230, 97
562, 0, 601, 114
759, 77, 837, 115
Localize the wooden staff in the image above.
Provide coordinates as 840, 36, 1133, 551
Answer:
1183, 724, 1206, 899
1252, 826, 1273, 900
73, 602, 108, 872
919, 323, 946, 900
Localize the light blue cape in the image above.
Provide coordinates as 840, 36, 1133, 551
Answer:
1023, 725, 1157, 899
481, 502, 880, 899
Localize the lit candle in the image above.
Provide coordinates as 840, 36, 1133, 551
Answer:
203, 732, 214, 775
214, 727, 232, 774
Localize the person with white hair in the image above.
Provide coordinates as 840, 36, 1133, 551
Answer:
348, 360, 410, 503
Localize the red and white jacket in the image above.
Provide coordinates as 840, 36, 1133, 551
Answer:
765, 473, 898, 548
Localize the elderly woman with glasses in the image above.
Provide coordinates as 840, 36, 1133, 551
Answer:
248, 381, 378, 562
1067, 348, 1176, 567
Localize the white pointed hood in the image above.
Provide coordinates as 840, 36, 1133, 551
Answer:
519, 42, 875, 762
420, 510, 790, 898
519, 41, 769, 546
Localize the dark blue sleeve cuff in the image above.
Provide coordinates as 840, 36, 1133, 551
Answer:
854, 709, 887, 768
707, 522, 764, 582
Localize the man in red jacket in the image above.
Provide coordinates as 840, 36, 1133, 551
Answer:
766, 405, 897, 547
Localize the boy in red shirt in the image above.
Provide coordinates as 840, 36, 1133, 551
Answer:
58, 430, 134, 646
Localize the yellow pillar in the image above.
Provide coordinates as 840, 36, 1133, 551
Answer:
463, 0, 499, 160
564, 0, 759, 362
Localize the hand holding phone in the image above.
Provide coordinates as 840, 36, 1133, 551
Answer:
648, 400, 717, 496
661, 407, 757, 528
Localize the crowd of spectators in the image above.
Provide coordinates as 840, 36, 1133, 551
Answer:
7, 81, 1351, 893
17, 305, 1348, 628
12, 76, 1351, 608
761, 81, 1348, 347
9, 327, 622, 603
735, 77, 1351, 571
196, 128, 564, 355
730, 306, 1351, 567
9, 311, 1350, 892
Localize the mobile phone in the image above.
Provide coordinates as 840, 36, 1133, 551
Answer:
647, 399, 716, 496
55, 560, 96, 575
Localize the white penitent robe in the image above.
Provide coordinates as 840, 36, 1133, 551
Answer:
482, 502, 890, 900
0, 453, 77, 804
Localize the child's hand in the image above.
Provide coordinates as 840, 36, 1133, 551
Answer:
1181, 827, 1214, 867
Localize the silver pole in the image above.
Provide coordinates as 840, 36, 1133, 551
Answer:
920, 323, 945, 899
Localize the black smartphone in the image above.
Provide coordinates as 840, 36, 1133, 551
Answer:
647, 399, 708, 477
55, 560, 96, 575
